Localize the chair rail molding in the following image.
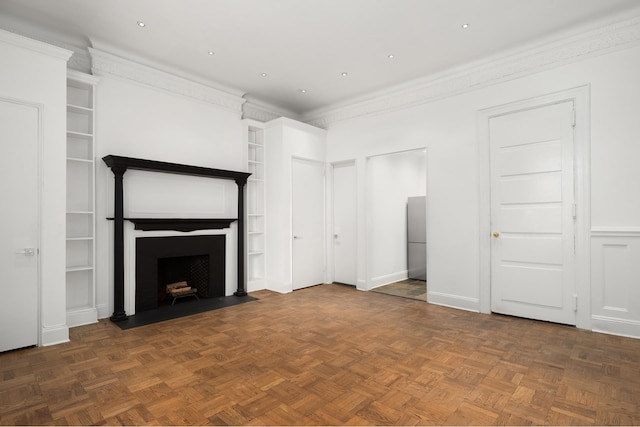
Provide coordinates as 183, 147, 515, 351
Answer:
303, 14, 640, 129
89, 48, 246, 115
591, 226, 640, 237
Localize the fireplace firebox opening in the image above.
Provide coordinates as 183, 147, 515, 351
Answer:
136, 235, 225, 313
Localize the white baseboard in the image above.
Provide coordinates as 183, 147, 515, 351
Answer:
247, 278, 266, 293
41, 324, 69, 346
266, 280, 292, 294
67, 307, 99, 328
97, 304, 110, 320
356, 279, 367, 291
428, 291, 480, 312
591, 315, 640, 339
370, 270, 408, 289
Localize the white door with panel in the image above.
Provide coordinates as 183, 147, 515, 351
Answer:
490, 101, 576, 325
0, 100, 39, 352
292, 158, 325, 290
332, 162, 357, 285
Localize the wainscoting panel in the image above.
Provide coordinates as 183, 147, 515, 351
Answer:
591, 228, 640, 338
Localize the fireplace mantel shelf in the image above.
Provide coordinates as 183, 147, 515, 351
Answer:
106, 217, 237, 232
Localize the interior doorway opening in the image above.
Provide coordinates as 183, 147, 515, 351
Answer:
365, 148, 428, 300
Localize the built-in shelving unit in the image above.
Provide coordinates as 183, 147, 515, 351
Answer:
244, 120, 266, 290
66, 70, 99, 327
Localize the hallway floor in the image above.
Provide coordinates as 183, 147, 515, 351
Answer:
370, 279, 427, 301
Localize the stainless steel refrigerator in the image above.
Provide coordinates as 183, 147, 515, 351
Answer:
407, 196, 426, 280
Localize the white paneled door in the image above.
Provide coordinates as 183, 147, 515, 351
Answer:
292, 158, 325, 290
332, 162, 357, 285
0, 100, 39, 352
490, 101, 576, 325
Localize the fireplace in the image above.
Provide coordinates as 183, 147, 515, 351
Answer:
103, 155, 251, 322
135, 235, 225, 313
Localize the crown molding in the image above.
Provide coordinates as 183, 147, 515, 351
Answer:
242, 100, 283, 123
67, 49, 92, 73
242, 97, 302, 123
0, 27, 72, 61
0, 21, 90, 72
89, 48, 246, 115
303, 14, 640, 129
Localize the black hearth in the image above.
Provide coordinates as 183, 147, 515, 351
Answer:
136, 235, 225, 313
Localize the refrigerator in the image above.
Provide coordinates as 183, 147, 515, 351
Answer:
407, 196, 426, 280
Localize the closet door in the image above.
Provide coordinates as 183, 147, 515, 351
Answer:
292, 158, 325, 290
0, 99, 39, 352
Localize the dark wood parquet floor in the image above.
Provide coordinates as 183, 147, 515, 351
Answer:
2, 284, 640, 426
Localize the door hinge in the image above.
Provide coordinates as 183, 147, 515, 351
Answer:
572, 203, 577, 220
573, 294, 578, 312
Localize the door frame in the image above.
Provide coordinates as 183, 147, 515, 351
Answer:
327, 159, 358, 286
0, 96, 43, 346
477, 86, 591, 330
290, 156, 327, 289
365, 148, 428, 292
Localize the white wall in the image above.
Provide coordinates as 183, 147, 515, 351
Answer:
326, 44, 640, 336
0, 30, 71, 345
93, 68, 245, 318
367, 150, 426, 288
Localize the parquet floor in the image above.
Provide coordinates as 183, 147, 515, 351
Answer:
2, 284, 640, 426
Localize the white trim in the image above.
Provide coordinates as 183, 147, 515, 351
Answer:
591, 315, 640, 339
89, 48, 245, 114
427, 292, 480, 313
41, 324, 70, 347
242, 98, 301, 123
66, 307, 99, 327
477, 86, 591, 330
266, 117, 327, 136
369, 271, 408, 290
303, 15, 640, 128
124, 224, 236, 316
67, 68, 100, 86
591, 227, 640, 237
97, 303, 110, 319
0, 28, 72, 61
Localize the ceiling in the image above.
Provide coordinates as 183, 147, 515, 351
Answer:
0, 0, 639, 115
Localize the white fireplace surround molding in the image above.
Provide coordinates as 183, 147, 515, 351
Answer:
123, 223, 237, 316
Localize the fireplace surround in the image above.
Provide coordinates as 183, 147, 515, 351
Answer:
103, 155, 251, 322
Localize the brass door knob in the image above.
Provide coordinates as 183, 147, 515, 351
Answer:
493, 232, 500, 238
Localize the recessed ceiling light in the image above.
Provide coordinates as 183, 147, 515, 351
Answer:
341, 72, 348, 77
261, 73, 268, 77
462, 23, 470, 29
208, 51, 215, 55
137, 21, 145, 27
388, 54, 395, 59
299, 89, 307, 93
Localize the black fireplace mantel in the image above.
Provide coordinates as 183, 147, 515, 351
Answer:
103, 155, 252, 322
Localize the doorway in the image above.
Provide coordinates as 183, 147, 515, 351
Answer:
366, 149, 427, 297
292, 158, 325, 290
479, 86, 591, 329
490, 101, 576, 325
0, 98, 40, 352
331, 161, 357, 286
